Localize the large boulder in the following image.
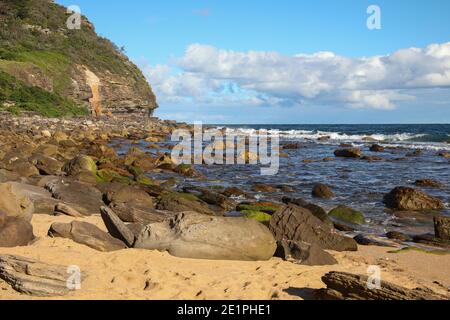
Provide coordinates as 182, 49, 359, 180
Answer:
329, 206, 366, 225
7, 182, 58, 215
105, 185, 154, 207
434, 216, 450, 241
282, 197, 333, 227
63, 155, 97, 176
0, 211, 35, 247
384, 187, 444, 211
275, 240, 337, 266
0, 182, 34, 221
134, 212, 277, 261
334, 148, 362, 158
48, 221, 127, 252
269, 205, 358, 252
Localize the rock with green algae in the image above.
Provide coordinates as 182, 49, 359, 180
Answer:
237, 202, 282, 215
63, 155, 97, 176
241, 210, 272, 223
329, 205, 366, 225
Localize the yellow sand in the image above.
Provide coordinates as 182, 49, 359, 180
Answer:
0, 214, 449, 300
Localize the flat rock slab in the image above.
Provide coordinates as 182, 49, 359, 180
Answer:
0, 255, 80, 297
270, 205, 358, 252
8, 182, 58, 215
48, 221, 127, 252
315, 271, 448, 300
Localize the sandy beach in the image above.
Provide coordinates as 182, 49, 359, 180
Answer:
0, 214, 448, 300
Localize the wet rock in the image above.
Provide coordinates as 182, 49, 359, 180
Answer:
282, 197, 333, 226
237, 201, 283, 215
437, 151, 450, 158
386, 231, 413, 242
134, 212, 277, 261
414, 179, 443, 189
353, 234, 397, 247
0, 255, 79, 297
412, 234, 450, 250
48, 221, 127, 252
275, 240, 337, 266
334, 148, 362, 158
252, 184, 277, 193
370, 144, 385, 152
281, 143, 301, 150
384, 187, 445, 211
184, 186, 236, 211
0, 211, 34, 247
329, 206, 366, 225
406, 149, 422, 157
222, 187, 253, 199
157, 192, 215, 216
361, 156, 384, 162
173, 164, 199, 177
315, 271, 447, 300
0, 182, 34, 221
241, 210, 272, 224
269, 205, 358, 252
434, 216, 450, 241
312, 184, 335, 199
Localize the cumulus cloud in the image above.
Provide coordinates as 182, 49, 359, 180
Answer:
141, 42, 450, 110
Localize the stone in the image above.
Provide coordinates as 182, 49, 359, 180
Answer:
105, 185, 154, 207
48, 221, 127, 252
370, 144, 385, 152
282, 197, 333, 227
412, 234, 450, 249
157, 192, 215, 216
312, 184, 335, 199
414, 179, 443, 189
0, 255, 79, 297
384, 187, 444, 211
269, 205, 358, 252
386, 231, 413, 242
0, 182, 34, 221
30, 155, 63, 175
237, 202, 283, 215
334, 148, 362, 158
434, 216, 450, 241
275, 240, 338, 266
134, 212, 277, 261
109, 202, 176, 225
241, 210, 272, 224
222, 187, 253, 199
100, 206, 136, 247
0, 211, 35, 247
353, 234, 397, 247
315, 272, 447, 300
252, 184, 277, 193
329, 206, 366, 225
63, 155, 97, 176
8, 181, 59, 215
54, 203, 84, 218
184, 187, 236, 211
7, 161, 40, 177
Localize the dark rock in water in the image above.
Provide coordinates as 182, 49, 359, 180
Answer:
437, 151, 450, 158
269, 205, 358, 252
282, 197, 333, 227
384, 187, 444, 211
333, 222, 356, 232
252, 184, 277, 193
318, 136, 331, 141
0, 211, 35, 247
222, 187, 252, 199
134, 212, 277, 261
281, 143, 302, 150
386, 231, 413, 242
370, 144, 385, 152
434, 216, 450, 241
361, 156, 384, 162
414, 179, 443, 189
100, 206, 136, 247
45, 179, 104, 215
312, 184, 335, 199
277, 185, 295, 193
315, 272, 447, 300
353, 234, 397, 247
184, 186, 236, 211
48, 221, 127, 252
340, 143, 353, 148
157, 192, 215, 216
413, 234, 450, 250
334, 148, 362, 158
275, 240, 337, 266
406, 149, 422, 157
0, 255, 80, 297
329, 206, 366, 225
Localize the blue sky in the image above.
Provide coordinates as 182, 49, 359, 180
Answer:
57, 0, 450, 123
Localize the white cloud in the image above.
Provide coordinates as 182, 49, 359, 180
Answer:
141, 42, 450, 110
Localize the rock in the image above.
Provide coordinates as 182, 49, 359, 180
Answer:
312, 184, 335, 199
45, 179, 104, 215
252, 184, 277, 193
384, 187, 445, 211
414, 179, 443, 189
281, 143, 301, 150
157, 192, 215, 216
48, 221, 127, 252
334, 148, 362, 158
406, 149, 422, 157
329, 206, 366, 225
109, 202, 176, 225
412, 234, 450, 249
173, 164, 199, 177
184, 187, 236, 211
100, 206, 136, 247
8, 182, 58, 215
0, 211, 35, 247
105, 185, 154, 207
318, 136, 331, 141
241, 210, 272, 224
41, 130, 52, 138
0, 182, 34, 221
237, 202, 283, 215
275, 240, 337, 266
6, 161, 40, 177
63, 155, 97, 176
315, 272, 447, 300
386, 231, 413, 242
434, 216, 450, 241
353, 234, 397, 247
30, 155, 63, 175
269, 205, 358, 252
437, 151, 450, 158
0, 255, 78, 297
370, 144, 385, 152
222, 187, 252, 199
282, 197, 333, 227
54, 203, 84, 218
134, 212, 277, 261
361, 156, 384, 162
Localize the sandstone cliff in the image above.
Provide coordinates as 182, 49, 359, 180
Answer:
0, 0, 157, 116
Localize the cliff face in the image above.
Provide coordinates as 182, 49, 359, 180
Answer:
0, 0, 158, 116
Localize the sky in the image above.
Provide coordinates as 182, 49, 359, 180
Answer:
56, 0, 450, 124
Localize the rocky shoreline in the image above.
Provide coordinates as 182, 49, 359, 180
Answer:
0, 113, 449, 300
